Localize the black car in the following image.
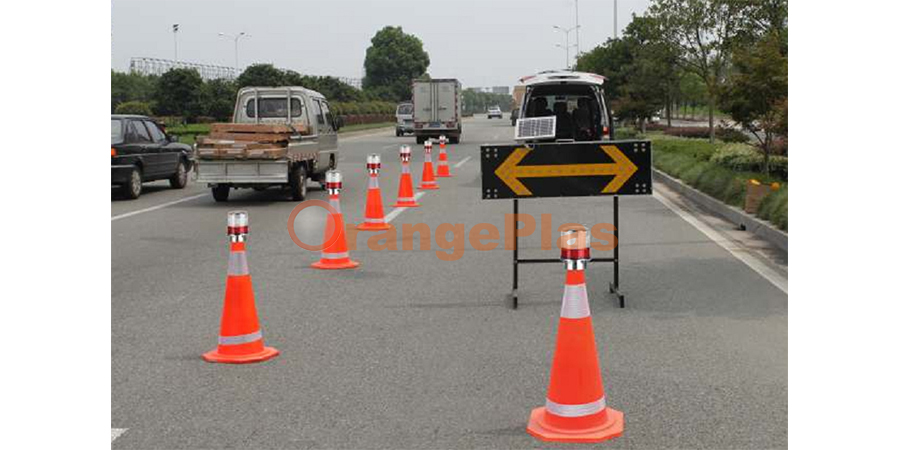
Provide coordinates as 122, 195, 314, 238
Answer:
111, 115, 193, 199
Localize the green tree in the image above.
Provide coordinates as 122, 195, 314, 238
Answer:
721, 31, 787, 173
649, 0, 747, 142
153, 68, 203, 119
111, 70, 156, 113
236, 63, 287, 88
363, 26, 430, 101
201, 78, 238, 121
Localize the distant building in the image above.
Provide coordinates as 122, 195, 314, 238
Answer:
491, 86, 510, 95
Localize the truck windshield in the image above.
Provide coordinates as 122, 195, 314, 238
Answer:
397, 104, 413, 115
246, 98, 303, 118
111, 119, 124, 144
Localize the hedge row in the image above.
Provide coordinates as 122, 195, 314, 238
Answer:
709, 143, 788, 179
651, 136, 787, 230
330, 101, 396, 115
662, 126, 750, 143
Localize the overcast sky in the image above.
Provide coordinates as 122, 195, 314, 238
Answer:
112, 0, 650, 88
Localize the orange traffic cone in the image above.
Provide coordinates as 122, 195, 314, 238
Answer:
312, 170, 360, 270
358, 153, 390, 231
419, 139, 439, 190
436, 139, 453, 177
393, 145, 420, 207
527, 224, 624, 443
203, 211, 280, 364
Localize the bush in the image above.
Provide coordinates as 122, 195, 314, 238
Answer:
614, 127, 639, 139
710, 143, 788, 179
757, 183, 788, 231
717, 127, 750, 143
115, 101, 153, 116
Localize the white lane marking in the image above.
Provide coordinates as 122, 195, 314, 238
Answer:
654, 192, 787, 294
381, 144, 399, 150
112, 428, 127, 442
111, 194, 207, 222
453, 156, 472, 169
384, 192, 427, 223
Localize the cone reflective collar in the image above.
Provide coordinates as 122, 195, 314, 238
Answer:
358, 154, 390, 231
313, 170, 360, 269
419, 140, 439, 190
436, 140, 453, 177
393, 145, 420, 207
203, 211, 279, 364
526, 224, 624, 443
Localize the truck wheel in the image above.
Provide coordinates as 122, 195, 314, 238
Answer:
169, 159, 188, 189
122, 167, 142, 199
396, 129, 402, 137
289, 165, 307, 201
212, 185, 230, 202
416, 136, 425, 145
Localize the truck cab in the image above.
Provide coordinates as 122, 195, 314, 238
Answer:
516, 70, 613, 143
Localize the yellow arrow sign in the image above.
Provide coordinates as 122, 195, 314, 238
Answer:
494, 145, 638, 196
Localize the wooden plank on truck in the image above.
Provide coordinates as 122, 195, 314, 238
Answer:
210, 123, 294, 134
207, 132, 292, 143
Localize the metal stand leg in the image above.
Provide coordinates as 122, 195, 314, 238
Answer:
608, 195, 625, 307
511, 199, 519, 309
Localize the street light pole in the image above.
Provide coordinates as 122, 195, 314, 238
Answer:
574, 0, 580, 57
172, 24, 179, 62
553, 25, 580, 70
219, 32, 251, 74
614, 0, 618, 39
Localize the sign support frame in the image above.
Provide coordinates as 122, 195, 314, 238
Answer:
510, 195, 625, 309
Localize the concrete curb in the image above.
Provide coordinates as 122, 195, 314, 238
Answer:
653, 168, 788, 252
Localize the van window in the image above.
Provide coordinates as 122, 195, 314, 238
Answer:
111, 119, 124, 144
397, 104, 413, 115
320, 101, 334, 129
524, 84, 607, 141
144, 121, 167, 143
246, 97, 303, 118
311, 100, 324, 125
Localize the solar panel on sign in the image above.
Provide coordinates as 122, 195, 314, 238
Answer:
515, 117, 557, 140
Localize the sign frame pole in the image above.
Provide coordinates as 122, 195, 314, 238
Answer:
510, 195, 625, 309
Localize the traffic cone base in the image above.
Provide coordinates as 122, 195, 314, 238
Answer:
202, 346, 280, 364
311, 259, 360, 269
527, 407, 624, 443
357, 221, 390, 231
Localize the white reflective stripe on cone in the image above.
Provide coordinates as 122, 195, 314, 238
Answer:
545, 396, 606, 418
365, 218, 385, 223
321, 252, 349, 259
561, 283, 590, 319
228, 251, 249, 276
218, 330, 262, 345
329, 198, 342, 213
397, 197, 415, 202
368, 176, 379, 189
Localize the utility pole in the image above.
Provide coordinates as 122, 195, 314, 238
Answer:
172, 24, 179, 62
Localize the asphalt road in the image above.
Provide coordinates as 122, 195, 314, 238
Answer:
112, 116, 788, 449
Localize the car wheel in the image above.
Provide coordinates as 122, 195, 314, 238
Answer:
212, 185, 230, 202
289, 164, 307, 201
396, 129, 402, 137
169, 159, 188, 189
416, 136, 424, 145
122, 167, 142, 199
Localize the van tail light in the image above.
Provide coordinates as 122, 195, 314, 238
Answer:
602, 126, 610, 139
446, 121, 455, 128
111, 148, 117, 157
